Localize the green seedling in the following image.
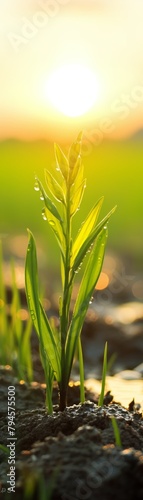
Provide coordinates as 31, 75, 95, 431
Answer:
98, 342, 121, 446
24, 469, 57, 500
98, 341, 108, 407
111, 417, 122, 447
0, 444, 9, 454
0, 243, 33, 382
25, 132, 116, 412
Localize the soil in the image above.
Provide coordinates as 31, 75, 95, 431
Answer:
0, 366, 143, 500
1, 264, 143, 500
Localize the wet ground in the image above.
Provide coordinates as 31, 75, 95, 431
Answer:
0, 367, 143, 500
0, 249, 143, 498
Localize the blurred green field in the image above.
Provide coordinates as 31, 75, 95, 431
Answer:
0, 138, 143, 269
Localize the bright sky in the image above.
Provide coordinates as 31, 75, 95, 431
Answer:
1, 0, 143, 141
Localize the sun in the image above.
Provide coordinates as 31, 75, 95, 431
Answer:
45, 64, 99, 118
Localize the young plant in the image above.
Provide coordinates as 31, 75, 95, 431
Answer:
98, 341, 108, 407
111, 417, 122, 447
25, 132, 116, 412
0, 242, 33, 383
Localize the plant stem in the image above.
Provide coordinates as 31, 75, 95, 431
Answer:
59, 181, 71, 411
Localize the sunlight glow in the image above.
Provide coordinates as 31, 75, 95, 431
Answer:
45, 64, 99, 117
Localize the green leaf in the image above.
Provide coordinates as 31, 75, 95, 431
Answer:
39, 301, 61, 381
35, 177, 65, 259
11, 259, 22, 342
44, 205, 66, 262
69, 154, 82, 186
111, 417, 122, 447
36, 177, 62, 223
25, 230, 61, 381
78, 337, 85, 403
71, 205, 116, 273
72, 196, 104, 262
45, 169, 65, 204
25, 230, 41, 336
69, 131, 83, 170
21, 318, 33, 383
54, 143, 69, 181
70, 179, 86, 217
65, 228, 108, 385
0, 444, 9, 455
70, 162, 84, 195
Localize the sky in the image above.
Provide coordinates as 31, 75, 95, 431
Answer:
1, 0, 143, 142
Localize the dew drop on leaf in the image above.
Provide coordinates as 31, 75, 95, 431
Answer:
42, 208, 47, 221
40, 192, 44, 201
34, 181, 40, 192
89, 296, 94, 305
48, 220, 55, 227
30, 309, 36, 321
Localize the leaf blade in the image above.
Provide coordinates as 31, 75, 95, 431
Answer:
36, 177, 62, 222
71, 205, 117, 272
25, 230, 61, 381
54, 143, 69, 180
70, 179, 86, 217
72, 196, 104, 262
45, 169, 65, 204
65, 228, 108, 384
98, 341, 108, 407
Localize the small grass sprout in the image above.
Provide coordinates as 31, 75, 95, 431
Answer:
0, 242, 33, 382
111, 416, 122, 447
25, 132, 116, 412
98, 341, 108, 407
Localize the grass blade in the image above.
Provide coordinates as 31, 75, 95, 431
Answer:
98, 341, 108, 407
78, 337, 85, 403
25, 230, 61, 381
111, 417, 122, 447
65, 228, 108, 385
21, 318, 33, 383
54, 143, 69, 181
36, 177, 63, 223
70, 179, 86, 217
72, 196, 104, 262
71, 205, 116, 273
69, 131, 83, 170
39, 301, 61, 382
45, 169, 65, 204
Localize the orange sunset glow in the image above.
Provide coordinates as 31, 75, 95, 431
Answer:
1, 0, 143, 142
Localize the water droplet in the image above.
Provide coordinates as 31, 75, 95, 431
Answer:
104, 225, 107, 230
30, 309, 36, 321
89, 296, 94, 305
48, 220, 55, 227
40, 191, 44, 201
56, 167, 60, 171
42, 208, 47, 221
34, 181, 40, 192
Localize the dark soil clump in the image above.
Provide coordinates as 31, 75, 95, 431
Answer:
0, 367, 143, 500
